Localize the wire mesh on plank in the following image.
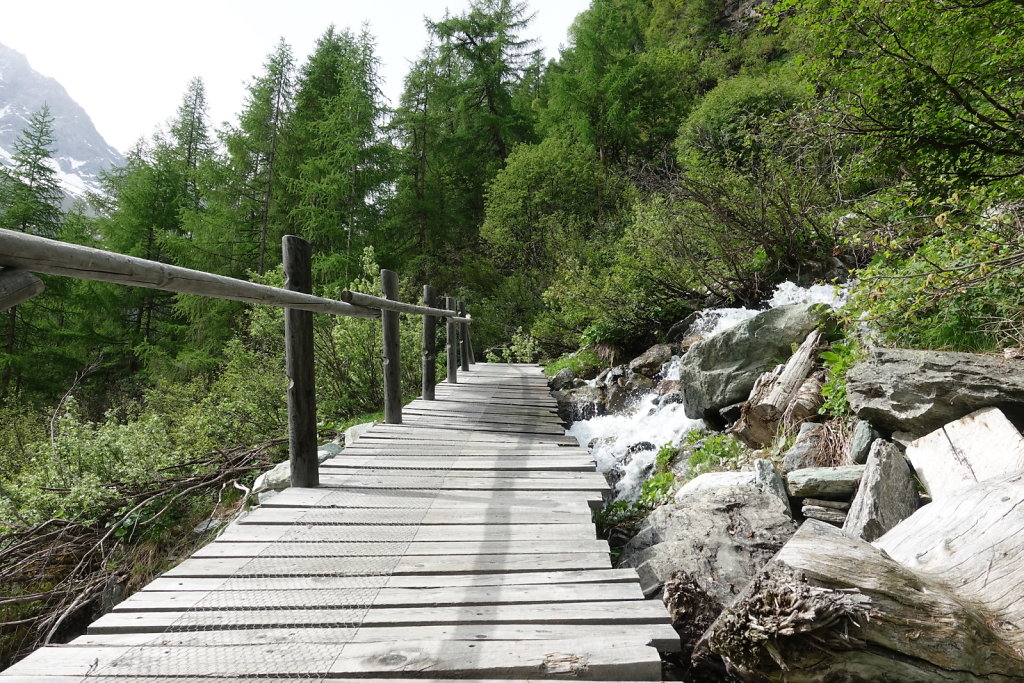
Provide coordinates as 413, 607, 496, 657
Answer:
82, 459, 454, 682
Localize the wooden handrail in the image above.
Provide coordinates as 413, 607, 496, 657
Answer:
0, 229, 379, 319
341, 289, 462, 319
0, 228, 478, 488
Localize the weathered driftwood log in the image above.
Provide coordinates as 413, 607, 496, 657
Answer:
801, 504, 846, 526
733, 330, 824, 447
906, 407, 1024, 500
699, 473, 1024, 681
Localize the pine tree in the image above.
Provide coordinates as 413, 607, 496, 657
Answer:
0, 105, 67, 395
281, 26, 394, 284
0, 104, 64, 236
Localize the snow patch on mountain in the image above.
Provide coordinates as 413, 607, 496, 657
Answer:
0, 42, 124, 201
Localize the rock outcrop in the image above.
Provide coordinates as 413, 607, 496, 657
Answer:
677, 304, 827, 420
847, 348, 1024, 437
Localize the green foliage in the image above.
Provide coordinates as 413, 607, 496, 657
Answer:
542, 348, 604, 379
677, 73, 808, 166
683, 431, 746, 479
818, 337, 862, 418
638, 471, 675, 507
776, 0, 1024, 185
846, 189, 1024, 352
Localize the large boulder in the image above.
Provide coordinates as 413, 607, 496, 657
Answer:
846, 348, 1024, 437
620, 466, 797, 604
677, 304, 827, 420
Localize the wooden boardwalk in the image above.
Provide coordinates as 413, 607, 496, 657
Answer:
2, 363, 675, 681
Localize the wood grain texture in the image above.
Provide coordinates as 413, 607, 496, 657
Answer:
5, 363, 668, 680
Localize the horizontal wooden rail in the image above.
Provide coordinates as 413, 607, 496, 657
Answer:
341, 290, 459, 319
0, 229, 379, 319
0, 268, 45, 311
1, 229, 479, 489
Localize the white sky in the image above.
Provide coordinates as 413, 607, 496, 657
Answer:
0, 0, 590, 153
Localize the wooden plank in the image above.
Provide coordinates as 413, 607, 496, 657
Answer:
260, 487, 595, 510
74, 623, 681, 652
87, 600, 672, 634
317, 475, 607, 493
316, 466, 607, 482
191, 539, 610, 558
2, 638, 662, 680
324, 455, 594, 470
283, 235, 318, 488
113, 582, 646, 611
422, 284, 438, 401
213, 522, 600, 543
0, 228, 380, 319
162, 553, 613, 578
237, 506, 594, 526
142, 569, 636, 592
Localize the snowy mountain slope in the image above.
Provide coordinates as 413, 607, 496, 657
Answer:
0, 42, 124, 200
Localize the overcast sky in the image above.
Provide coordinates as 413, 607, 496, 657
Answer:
1, 0, 590, 153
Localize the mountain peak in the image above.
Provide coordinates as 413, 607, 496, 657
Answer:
0, 42, 124, 200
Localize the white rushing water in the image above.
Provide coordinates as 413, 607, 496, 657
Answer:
567, 281, 848, 501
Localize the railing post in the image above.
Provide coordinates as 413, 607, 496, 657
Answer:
459, 301, 476, 365
422, 285, 438, 400
381, 269, 402, 424
445, 296, 458, 384
458, 300, 470, 372
283, 235, 318, 488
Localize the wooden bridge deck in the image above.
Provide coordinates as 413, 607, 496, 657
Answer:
2, 363, 675, 681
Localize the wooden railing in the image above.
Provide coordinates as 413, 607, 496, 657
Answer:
0, 229, 475, 488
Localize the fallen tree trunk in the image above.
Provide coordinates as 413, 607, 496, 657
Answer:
698, 472, 1024, 681
733, 330, 824, 448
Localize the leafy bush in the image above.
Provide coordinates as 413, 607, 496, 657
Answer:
683, 431, 747, 478
846, 189, 1024, 352
818, 338, 862, 418
542, 348, 605, 379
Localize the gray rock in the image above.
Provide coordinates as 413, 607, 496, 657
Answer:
667, 312, 701, 344
655, 379, 680, 395
605, 374, 655, 412
843, 440, 918, 542
846, 419, 881, 465
552, 384, 607, 421
549, 367, 576, 391
847, 348, 1024, 437
657, 390, 684, 407
753, 458, 791, 513
343, 422, 376, 448
629, 343, 676, 378
621, 482, 797, 602
678, 304, 828, 420
781, 422, 825, 472
785, 465, 866, 499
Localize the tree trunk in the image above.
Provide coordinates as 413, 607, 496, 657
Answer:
699, 472, 1024, 681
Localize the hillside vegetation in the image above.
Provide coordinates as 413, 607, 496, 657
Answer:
0, 0, 1022, 665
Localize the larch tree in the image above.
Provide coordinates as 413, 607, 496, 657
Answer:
0, 105, 67, 395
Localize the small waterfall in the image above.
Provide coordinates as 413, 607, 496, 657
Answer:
566, 281, 848, 501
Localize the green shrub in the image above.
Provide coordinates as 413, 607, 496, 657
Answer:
542, 348, 605, 378
819, 338, 863, 418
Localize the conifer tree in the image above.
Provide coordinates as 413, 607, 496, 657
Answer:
0, 104, 63, 237
0, 105, 67, 395
281, 26, 393, 284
